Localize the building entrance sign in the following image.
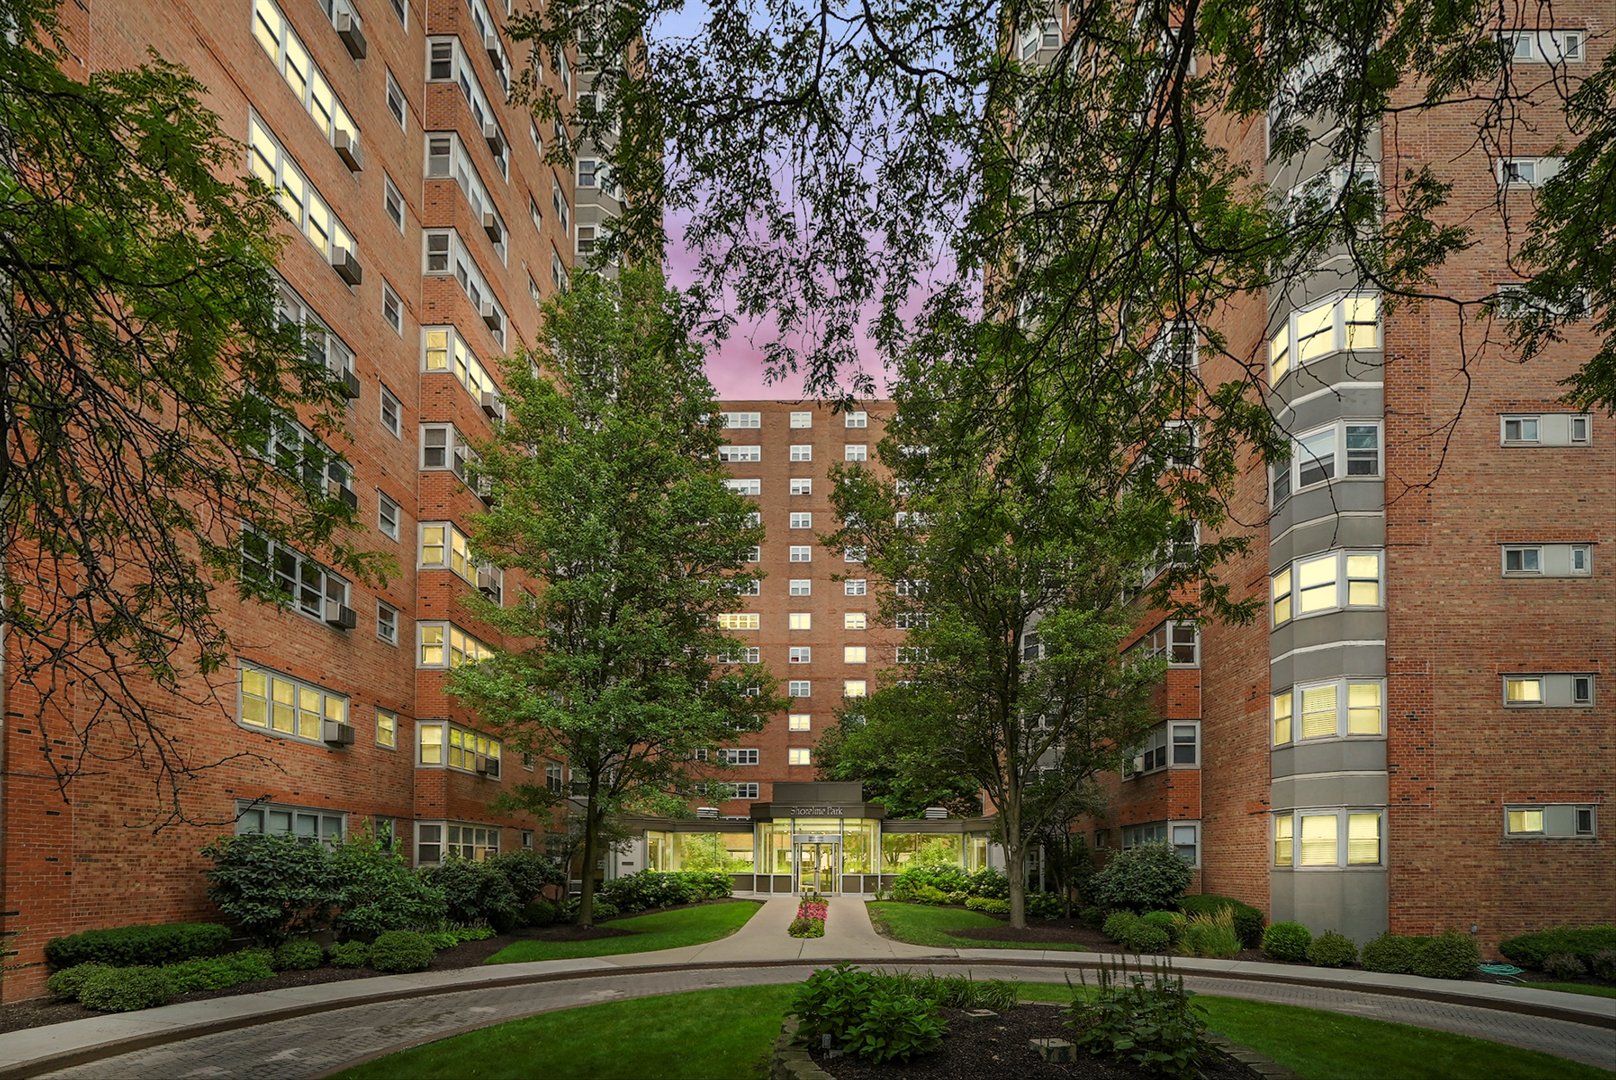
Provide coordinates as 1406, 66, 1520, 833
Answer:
789, 805, 844, 816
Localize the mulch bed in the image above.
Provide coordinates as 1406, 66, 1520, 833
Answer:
811, 1003, 1253, 1080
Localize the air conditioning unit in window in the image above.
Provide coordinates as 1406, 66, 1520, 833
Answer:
476, 475, 496, 505
330, 246, 362, 286
484, 33, 502, 62
327, 477, 358, 511
482, 122, 504, 156
479, 389, 502, 418
696, 807, 720, 819
482, 211, 503, 244
322, 720, 356, 746
324, 599, 358, 630
339, 367, 361, 400
476, 565, 499, 598
333, 129, 362, 173
475, 754, 501, 777
335, 10, 368, 59
479, 299, 503, 333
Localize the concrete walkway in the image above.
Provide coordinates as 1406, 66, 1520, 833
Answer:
1, 896, 1611, 1078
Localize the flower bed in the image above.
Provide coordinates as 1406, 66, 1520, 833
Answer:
789, 897, 828, 938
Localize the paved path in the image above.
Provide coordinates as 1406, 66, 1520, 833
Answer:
2, 896, 1611, 1079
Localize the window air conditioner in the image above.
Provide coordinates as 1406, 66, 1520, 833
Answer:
330, 246, 362, 286
335, 11, 368, 59
322, 720, 357, 746
333, 129, 363, 172
479, 389, 502, 418
323, 599, 357, 630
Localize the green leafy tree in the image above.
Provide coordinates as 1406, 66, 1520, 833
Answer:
0, 0, 383, 823
448, 266, 782, 927
814, 713, 982, 819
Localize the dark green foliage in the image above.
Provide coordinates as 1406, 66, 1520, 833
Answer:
1499, 925, 1616, 970
591, 899, 620, 920
1359, 933, 1429, 975
419, 858, 522, 931
965, 897, 1009, 915
327, 941, 370, 969
163, 950, 277, 992
793, 964, 947, 1064
1103, 911, 1139, 940
964, 868, 1010, 899
46, 963, 112, 1001
1116, 920, 1171, 954
597, 870, 731, 914
888, 971, 1020, 1012
1066, 962, 1208, 1079
272, 939, 324, 971
524, 898, 559, 927
329, 832, 448, 939
1542, 953, 1587, 980
788, 917, 825, 938
1178, 911, 1239, 959
1592, 950, 1616, 982
487, 851, 566, 905
889, 865, 971, 900
1413, 931, 1480, 980
202, 834, 340, 945
1178, 894, 1266, 949
368, 931, 434, 974
45, 922, 231, 970
76, 966, 177, 1012
1078, 906, 1107, 929
1024, 892, 1064, 920
1262, 922, 1313, 962
1141, 911, 1183, 944
1307, 932, 1358, 969
1089, 842, 1192, 914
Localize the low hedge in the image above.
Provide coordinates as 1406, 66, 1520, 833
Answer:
272, 939, 324, 971
369, 930, 433, 973
328, 941, 370, 968
76, 966, 177, 1012
164, 950, 278, 992
1498, 925, 1616, 971
45, 922, 231, 971
965, 896, 1010, 915
46, 963, 112, 1002
597, 870, 731, 915
1262, 921, 1312, 961
1413, 930, 1479, 980
1360, 932, 1430, 974
1307, 931, 1358, 968
1179, 894, 1266, 949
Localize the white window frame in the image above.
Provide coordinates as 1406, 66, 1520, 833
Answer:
789, 545, 812, 563
422, 325, 499, 406
1501, 30, 1585, 63
844, 444, 869, 461
248, 113, 355, 265
789, 512, 812, 529
844, 411, 868, 428
251, 0, 360, 154
718, 444, 762, 463
1271, 678, 1385, 745
725, 478, 761, 496
788, 679, 811, 697
236, 800, 346, 846
843, 645, 867, 664
788, 713, 811, 731
379, 386, 402, 437
790, 411, 812, 428
376, 600, 399, 646
788, 612, 812, 630
238, 661, 348, 742
789, 444, 813, 462
419, 423, 478, 484
844, 612, 867, 630
844, 579, 867, 596
843, 679, 868, 699
386, 69, 406, 128
425, 37, 508, 175
382, 280, 403, 334
726, 782, 760, 800
788, 747, 812, 766
716, 612, 760, 631
242, 533, 350, 622
717, 748, 759, 766
1273, 809, 1384, 868
416, 621, 493, 668
1498, 156, 1563, 188
1271, 550, 1383, 626
1270, 421, 1383, 505
377, 492, 401, 540
789, 579, 812, 596
1268, 292, 1380, 382
789, 478, 812, 496
274, 279, 354, 383
1501, 545, 1543, 576
376, 707, 398, 749
421, 229, 507, 344
383, 173, 405, 231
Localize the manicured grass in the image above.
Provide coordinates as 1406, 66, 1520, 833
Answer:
485, 900, 761, 963
866, 900, 1095, 950
337, 981, 1612, 1080
1525, 981, 1616, 1000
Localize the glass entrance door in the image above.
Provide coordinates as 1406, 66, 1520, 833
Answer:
795, 841, 839, 894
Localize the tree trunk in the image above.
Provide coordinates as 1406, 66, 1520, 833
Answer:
1006, 838, 1027, 929
575, 781, 602, 928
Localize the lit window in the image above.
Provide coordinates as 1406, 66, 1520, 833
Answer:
1272, 551, 1381, 625
1505, 677, 1543, 704
1269, 293, 1380, 381
843, 679, 867, 698
376, 708, 398, 749
844, 646, 867, 664
1506, 808, 1543, 835
1347, 814, 1379, 864
1299, 814, 1337, 866
248, 114, 355, 265
844, 612, 866, 630
1273, 815, 1293, 865
252, 0, 361, 152
716, 613, 760, 630
416, 622, 492, 668
788, 612, 812, 630
788, 748, 812, 766
788, 714, 811, 731
239, 662, 347, 741
1272, 679, 1384, 743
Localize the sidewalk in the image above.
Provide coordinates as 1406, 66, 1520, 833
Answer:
1, 896, 1611, 1078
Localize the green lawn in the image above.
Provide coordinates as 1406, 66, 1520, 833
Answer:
485, 900, 760, 963
866, 900, 1100, 950
1525, 981, 1616, 1000
334, 981, 1614, 1080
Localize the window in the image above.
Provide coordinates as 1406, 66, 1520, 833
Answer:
788, 612, 812, 630
789, 444, 813, 462
1572, 415, 1590, 443
377, 493, 400, 540
726, 782, 761, 800
788, 680, 811, 697
379, 387, 401, 436
789, 512, 812, 529
844, 645, 867, 663
416, 821, 501, 865
845, 579, 867, 596
1507, 808, 1543, 835
382, 281, 403, 333
1504, 804, 1597, 838
383, 174, 405, 231
1271, 550, 1382, 625
422, 326, 499, 407
386, 70, 406, 127
1126, 723, 1199, 774
719, 444, 761, 462
418, 722, 502, 772
788, 646, 812, 664
1498, 157, 1563, 187
788, 748, 812, 766
1503, 415, 1540, 443
252, 0, 360, 153
789, 714, 811, 731
1268, 293, 1380, 381
845, 411, 868, 428
843, 679, 867, 698
716, 612, 760, 630
725, 478, 761, 496
789, 545, 812, 562
426, 38, 508, 174
786, 478, 814, 498
1577, 807, 1595, 835
242, 533, 350, 621
239, 662, 348, 741
715, 646, 761, 664
1574, 676, 1594, 705
376, 601, 398, 645
421, 230, 506, 343
1273, 816, 1293, 865
237, 801, 345, 846
420, 521, 492, 588
545, 763, 564, 794
416, 622, 492, 668
1270, 422, 1381, 504
1172, 724, 1198, 765
1274, 810, 1383, 867
248, 114, 356, 264
720, 411, 761, 429
790, 411, 812, 428
1506, 676, 1542, 704
1300, 814, 1336, 866
1573, 545, 1592, 574
1501, 30, 1585, 63
781, 580, 808, 598
717, 748, 759, 766
376, 708, 397, 749
895, 578, 926, 598
1503, 545, 1541, 575
844, 612, 866, 630
1135, 620, 1198, 665
421, 135, 507, 260
745, 545, 761, 563
1271, 679, 1384, 744
844, 546, 866, 563
845, 444, 868, 461
1171, 823, 1199, 865
274, 280, 354, 384
419, 423, 478, 482
528, 194, 542, 232
388, 0, 406, 24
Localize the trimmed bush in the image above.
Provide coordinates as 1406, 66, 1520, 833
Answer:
1592, 950, 1616, 982
1360, 933, 1428, 974
329, 834, 447, 940
423, 930, 459, 952
1089, 841, 1192, 913
1141, 911, 1184, 944
889, 865, 971, 901
1103, 911, 1139, 941
1498, 925, 1616, 971
1179, 910, 1240, 959
77, 966, 176, 1012
487, 851, 566, 905
46, 963, 111, 1002
203, 833, 343, 945
1078, 906, 1107, 930
592, 899, 620, 920
45, 922, 231, 971
1115, 919, 1171, 953
419, 857, 521, 931
1413, 930, 1480, 980
327, 941, 370, 969
272, 939, 324, 971
1262, 921, 1312, 961
369, 930, 434, 974
1025, 892, 1063, 920
597, 870, 729, 914
965, 896, 1010, 915
164, 950, 277, 992
1179, 894, 1265, 949
524, 897, 559, 927
1542, 953, 1587, 980
1307, 931, 1358, 968
964, 868, 1011, 900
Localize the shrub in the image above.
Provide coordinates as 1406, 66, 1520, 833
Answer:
1066, 962, 1208, 1079
46, 963, 111, 1002
164, 950, 277, 992
1498, 925, 1616, 971
889, 865, 970, 901
1592, 950, 1616, 982
1115, 920, 1171, 954
77, 966, 177, 1012
592, 899, 620, 920
202, 834, 341, 945
793, 964, 947, 1064
1078, 906, 1107, 930
419, 857, 521, 931
1360, 933, 1428, 974
1089, 842, 1192, 914
524, 898, 559, 927
897, 972, 1019, 1012
1542, 953, 1586, 979
965, 896, 1010, 915
45, 922, 231, 971
1141, 911, 1184, 944
1179, 911, 1240, 960
327, 941, 370, 969
487, 851, 566, 905
1025, 892, 1064, 920
789, 916, 825, 938
1308, 931, 1358, 968
911, 884, 951, 905
329, 834, 447, 940
369, 930, 434, 974
272, 939, 324, 971
843, 988, 949, 1064
1262, 922, 1312, 961
1103, 911, 1139, 941
1179, 894, 1266, 949
423, 930, 459, 952
1413, 930, 1480, 980
964, 868, 1010, 900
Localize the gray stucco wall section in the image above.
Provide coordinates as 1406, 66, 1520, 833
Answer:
1270, 610, 1387, 662
1271, 869, 1388, 943
1270, 514, 1386, 569
1271, 739, 1388, 782
1271, 771, 1389, 810
1275, 385, 1385, 432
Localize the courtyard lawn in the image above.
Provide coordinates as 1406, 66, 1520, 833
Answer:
333, 982, 1614, 1080
485, 900, 760, 963
866, 900, 1091, 950
1525, 981, 1616, 1000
